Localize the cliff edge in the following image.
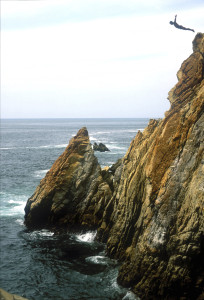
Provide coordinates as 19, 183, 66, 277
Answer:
97, 32, 204, 299
24, 33, 204, 299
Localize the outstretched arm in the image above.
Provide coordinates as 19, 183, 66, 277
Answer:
174, 15, 177, 23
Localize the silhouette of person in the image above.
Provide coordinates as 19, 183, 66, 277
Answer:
170, 15, 195, 32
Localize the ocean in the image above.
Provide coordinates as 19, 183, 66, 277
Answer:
0, 118, 149, 300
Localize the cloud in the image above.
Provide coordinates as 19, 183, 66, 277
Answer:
2, 0, 203, 30
1, 1, 204, 118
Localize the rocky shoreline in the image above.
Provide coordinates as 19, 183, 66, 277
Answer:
24, 33, 204, 299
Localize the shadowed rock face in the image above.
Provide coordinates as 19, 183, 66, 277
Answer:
24, 127, 112, 229
98, 33, 204, 299
24, 33, 204, 299
93, 142, 110, 152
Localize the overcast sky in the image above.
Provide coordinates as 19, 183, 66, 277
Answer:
1, 0, 204, 118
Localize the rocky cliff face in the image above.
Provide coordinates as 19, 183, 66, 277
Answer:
98, 32, 204, 299
24, 33, 204, 299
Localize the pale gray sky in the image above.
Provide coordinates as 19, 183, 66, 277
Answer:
1, 0, 204, 118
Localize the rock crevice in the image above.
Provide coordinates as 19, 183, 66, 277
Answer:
24, 33, 204, 299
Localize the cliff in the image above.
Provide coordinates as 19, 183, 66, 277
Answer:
98, 32, 204, 299
24, 33, 204, 299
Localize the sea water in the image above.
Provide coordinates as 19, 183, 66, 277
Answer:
0, 118, 148, 300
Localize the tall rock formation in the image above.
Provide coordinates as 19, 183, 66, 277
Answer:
24, 33, 204, 299
24, 127, 112, 229
98, 32, 204, 299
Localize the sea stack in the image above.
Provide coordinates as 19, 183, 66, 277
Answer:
24, 33, 204, 299
24, 127, 112, 229
93, 142, 110, 152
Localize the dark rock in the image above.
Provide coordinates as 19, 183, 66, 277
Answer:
24, 33, 204, 299
98, 32, 204, 299
24, 127, 112, 229
93, 142, 110, 152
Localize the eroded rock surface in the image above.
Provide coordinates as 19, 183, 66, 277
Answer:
98, 32, 204, 299
24, 127, 112, 229
24, 33, 204, 299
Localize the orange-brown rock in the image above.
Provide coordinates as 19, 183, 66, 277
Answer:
24, 127, 112, 229
98, 33, 204, 299
24, 33, 204, 299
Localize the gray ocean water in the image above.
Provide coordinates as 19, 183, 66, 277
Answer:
0, 118, 149, 300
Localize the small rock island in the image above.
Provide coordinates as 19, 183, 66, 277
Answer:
93, 142, 110, 152
24, 33, 204, 299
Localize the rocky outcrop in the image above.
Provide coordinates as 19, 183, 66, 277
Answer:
0, 288, 28, 300
24, 33, 204, 299
98, 32, 204, 299
93, 142, 110, 152
24, 127, 112, 229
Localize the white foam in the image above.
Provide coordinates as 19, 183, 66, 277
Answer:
33, 169, 49, 178
36, 144, 67, 149
8, 200, 17, 204
107, 144, 126, 150
15, 219, 24, 226
2, 202, 26, 216
54, 144, 67, 148
39, 229, 54, 237
30, 229, 54, 239
0, 193, 27, 216
24, 144, 67, 150
122, 291, 140, 300
95, 131, 111, 134
75, 231, 97, 243
85, 255, 108, 265
89, 136, 98, 141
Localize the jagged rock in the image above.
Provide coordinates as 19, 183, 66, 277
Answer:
24, 33, 204, 299
98, 33, 204, 299
93, 142, 110, 152
24, 127, 112, 229
0, 288, 28, 300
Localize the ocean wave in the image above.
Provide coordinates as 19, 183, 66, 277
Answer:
54, 144, 67, 148
26, 144, 67, 149
120, 129, 142, 133
23, 229, 55, 241
94, 131, 111, 134
1, 144, 67, 150
33, 169, 49, 178
122, 291, 140, 300
38, 144, 67, 149
75, 231, 97, 243
1, 202, 26, 217
15, 219, 24, 226
107, 161, 115, 165
35, 229, 54, 237
107, 144, 126, 150
89, 136, 98, 141
0, 193, 27, 217
85, 255, 109, 265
